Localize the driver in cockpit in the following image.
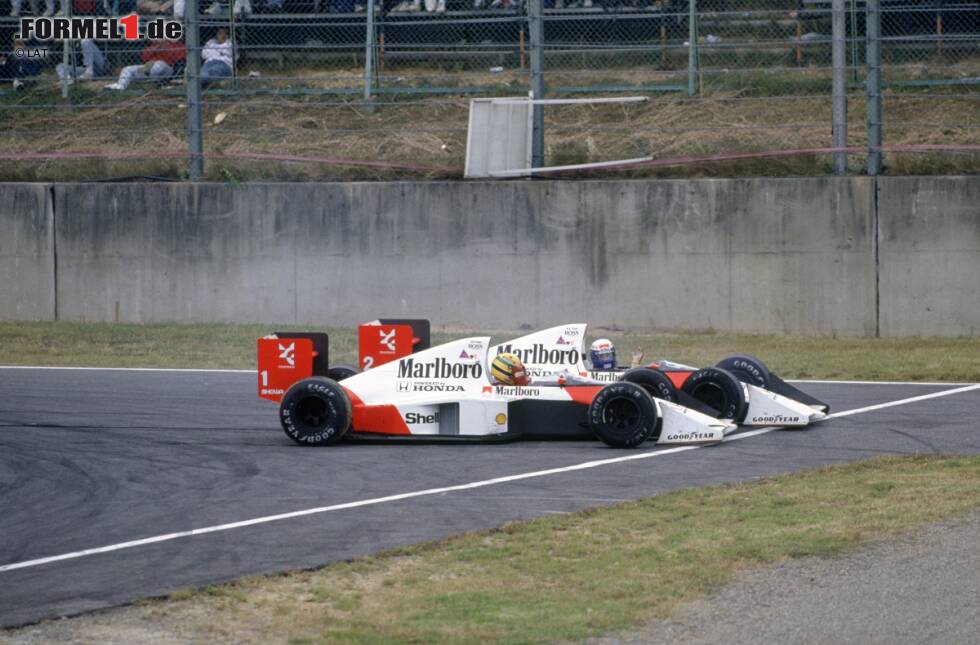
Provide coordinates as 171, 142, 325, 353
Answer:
489, 352, 531, 386
490, 352, 593, 387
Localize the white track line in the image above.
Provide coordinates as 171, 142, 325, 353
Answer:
0, 445, 702, 573
3, 383, 978, 574
822, 384, 980, 419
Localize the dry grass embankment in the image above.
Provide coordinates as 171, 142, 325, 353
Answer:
1, 60, 977, 181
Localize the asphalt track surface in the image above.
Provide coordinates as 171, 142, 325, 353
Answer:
1, 368, 978, 629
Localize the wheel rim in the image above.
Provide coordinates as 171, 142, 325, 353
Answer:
297, 396, 330, 429
603, 396, 642, 431
691, 382, 727, 415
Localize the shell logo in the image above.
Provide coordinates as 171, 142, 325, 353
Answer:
494, 413, 507, 425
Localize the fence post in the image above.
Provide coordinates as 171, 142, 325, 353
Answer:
186, 0, 204, 179
865, 0, 882, 175
687, 0, 698, 97
529, 0, 544, 169
849, 0, 859, 83
832, 0, 847, 174
60, 1, 74, 99
230, 5, 238, 90
364, 0, 377, 105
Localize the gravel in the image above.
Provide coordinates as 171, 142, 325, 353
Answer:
593, 513, 980, 645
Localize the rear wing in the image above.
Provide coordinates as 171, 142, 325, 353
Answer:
258, 319, 432, 403
257, 332, 328, 403
357, 318, 430, 370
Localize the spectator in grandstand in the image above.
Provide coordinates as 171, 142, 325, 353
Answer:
104, 37, 185, 90
0, 37, 43, 89
101, 0, 138, 15
68, 0, 101, 14
204, 0, 252, 16
56, 39, 112, 83
473, 0, 532, 8
390, 0, 444, 11
7, 0, 33, 15
9, 0, 65, 15
137, 0, 176, 13
199, 26, 235, 84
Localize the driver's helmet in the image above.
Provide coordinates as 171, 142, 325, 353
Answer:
589, 338, 617, 370
490, 352, 530, 386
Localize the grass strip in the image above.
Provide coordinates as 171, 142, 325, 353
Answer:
16, 455, 979, 644
1, 321, 979, 382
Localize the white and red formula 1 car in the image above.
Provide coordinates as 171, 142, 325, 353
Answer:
258, 329, 735, 449
490, 324, 829, 428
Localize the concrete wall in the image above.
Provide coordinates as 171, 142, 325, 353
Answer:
877, 176, 980, 336
55, 183, 300, 323
0, 184, 55, 321
0, 177, 976, 336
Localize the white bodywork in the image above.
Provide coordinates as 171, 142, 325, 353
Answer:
341, 336, 506, 437
490, 324, 826, 428
742, 383, 826, 426
339, 335, 733, 443
653, 400, 735, 443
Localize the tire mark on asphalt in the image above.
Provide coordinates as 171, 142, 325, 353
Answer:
882, 426, 942, 454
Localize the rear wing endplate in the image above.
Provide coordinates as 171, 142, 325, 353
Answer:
358, 318, 430, 370
257, 332, 328, 403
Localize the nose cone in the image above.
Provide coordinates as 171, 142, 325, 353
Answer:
808, 407, 828, 422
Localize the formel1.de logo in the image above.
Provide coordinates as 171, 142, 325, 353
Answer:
18, 14, 183, 42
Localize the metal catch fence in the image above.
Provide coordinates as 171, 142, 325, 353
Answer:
0, 0, 977, 180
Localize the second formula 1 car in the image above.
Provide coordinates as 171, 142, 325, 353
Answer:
489, 324, 828, 427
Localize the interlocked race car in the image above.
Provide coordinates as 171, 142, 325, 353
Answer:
491, 324, 829, 427
257, 331, 736, 448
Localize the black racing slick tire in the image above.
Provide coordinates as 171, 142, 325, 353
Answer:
279, 377, 352, 446
621, 367, 679, 403
326, 364, 360, 381
715, 354, 772, 390
680, 367, 749, 423
588, 382, 660, 448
